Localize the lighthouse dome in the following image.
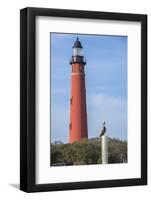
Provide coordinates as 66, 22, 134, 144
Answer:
73, 37, 83, 48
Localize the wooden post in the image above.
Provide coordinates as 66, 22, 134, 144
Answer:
102, 135, 108, 164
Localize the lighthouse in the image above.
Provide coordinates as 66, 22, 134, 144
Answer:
69, 37, 88, 143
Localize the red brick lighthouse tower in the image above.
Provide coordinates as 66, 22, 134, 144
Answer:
69, 37, 88, 143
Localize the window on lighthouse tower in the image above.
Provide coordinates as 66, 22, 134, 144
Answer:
73, 47, 83, 56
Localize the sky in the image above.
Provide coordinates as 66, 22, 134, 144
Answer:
50, 33, 127, 143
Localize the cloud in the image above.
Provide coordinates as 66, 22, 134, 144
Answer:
51, 104, 69, 143
87, 93, 127, 140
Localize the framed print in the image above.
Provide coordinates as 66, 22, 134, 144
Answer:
20, 7, 147, 192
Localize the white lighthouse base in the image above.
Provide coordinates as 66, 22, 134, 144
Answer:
101, 135, 108, 164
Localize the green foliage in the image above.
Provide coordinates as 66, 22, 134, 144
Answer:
108, 138, 127, 163
50, 137, 127, 166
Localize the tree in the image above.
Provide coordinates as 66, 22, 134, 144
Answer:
50, 137, 127, 166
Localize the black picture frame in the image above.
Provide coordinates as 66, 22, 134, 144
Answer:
20, 7, 147, 192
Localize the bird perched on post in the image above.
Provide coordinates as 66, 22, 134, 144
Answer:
99, 122, 106, 137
